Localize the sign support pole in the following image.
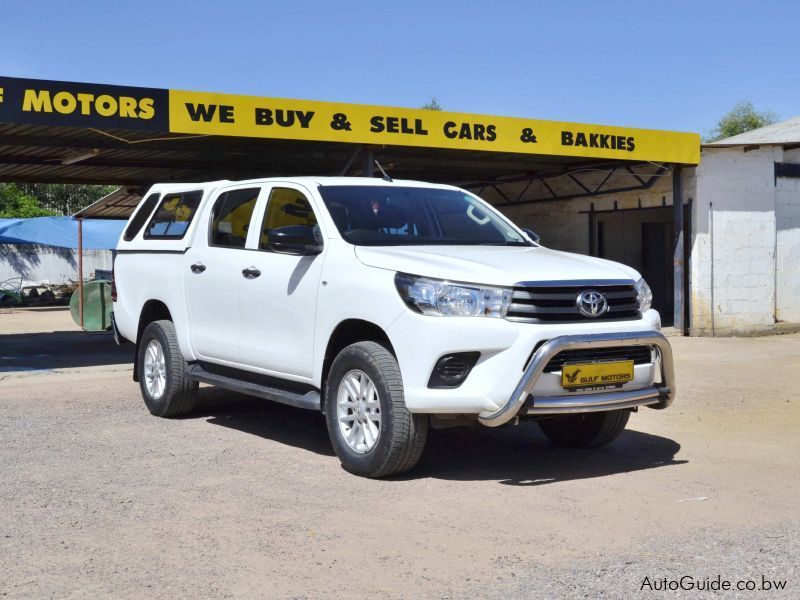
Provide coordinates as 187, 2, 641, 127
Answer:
672, 168, 684, 334
78, 216, 84, 330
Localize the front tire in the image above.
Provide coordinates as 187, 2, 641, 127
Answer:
325, 341, 428, 478
137, 320, 197, 417
538, 409, 630, 448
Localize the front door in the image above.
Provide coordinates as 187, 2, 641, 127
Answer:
184, 186, 263, 363
238, 184, 325, 379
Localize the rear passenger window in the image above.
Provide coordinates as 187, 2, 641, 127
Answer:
123, 193, 159, 241
259, 188, 318, 250
144, 191, 202, 239
210, 188, 260, 248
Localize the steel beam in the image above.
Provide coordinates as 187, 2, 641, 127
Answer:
362, 147, 375, 177
480, 164, 668, 207
339, 145, 362, 176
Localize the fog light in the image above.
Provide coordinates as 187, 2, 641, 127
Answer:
428, 352, 480, 389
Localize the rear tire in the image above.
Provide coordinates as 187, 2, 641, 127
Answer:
538, 409, 630, 448
137, 320, 197, 417
325, 341, 428, 478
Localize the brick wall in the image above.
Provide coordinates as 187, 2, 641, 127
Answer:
690, 146, 800, 335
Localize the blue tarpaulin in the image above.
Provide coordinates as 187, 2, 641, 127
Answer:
0, 217, 125, 250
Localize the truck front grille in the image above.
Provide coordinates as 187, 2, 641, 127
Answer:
506, 283, 640, 323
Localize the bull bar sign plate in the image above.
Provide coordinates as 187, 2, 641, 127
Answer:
561, 360, 635, 389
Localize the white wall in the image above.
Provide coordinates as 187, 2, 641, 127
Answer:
0, 244, 112, 286
776, 152, 800, 324
690, 145, 800, 335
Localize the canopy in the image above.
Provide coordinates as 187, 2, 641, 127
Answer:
0, 76, 700, 190
0, 216, 124, 249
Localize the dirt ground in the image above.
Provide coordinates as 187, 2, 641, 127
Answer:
1, 308, 798, 599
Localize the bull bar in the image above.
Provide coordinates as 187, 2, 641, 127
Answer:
478, 331, 675, 427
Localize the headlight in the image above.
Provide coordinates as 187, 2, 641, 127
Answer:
635, 278, 653, 312
394, 273, 512, 317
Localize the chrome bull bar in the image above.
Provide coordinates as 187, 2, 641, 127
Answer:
478, 331, 675, 427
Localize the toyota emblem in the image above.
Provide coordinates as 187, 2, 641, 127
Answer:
576, 290, 609, 317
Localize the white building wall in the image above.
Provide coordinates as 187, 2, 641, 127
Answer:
775, 152, 800, 324
0, 244, 112, 287
690, 145, 800, 335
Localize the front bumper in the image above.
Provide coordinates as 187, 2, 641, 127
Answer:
478, 331, 675, 427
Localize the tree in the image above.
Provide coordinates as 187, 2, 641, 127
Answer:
705, 101, 778, 142
421, 98, 443, 111
19, 183, 117, 215
0, 184, 57, 218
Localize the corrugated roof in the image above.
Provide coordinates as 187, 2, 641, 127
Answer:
704, 116, 800, 146
74, 187, 143, 219
0, 122, 651, 188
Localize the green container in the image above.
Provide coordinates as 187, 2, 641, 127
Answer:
70, 280, 112, 331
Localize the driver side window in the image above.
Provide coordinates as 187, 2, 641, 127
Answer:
259, 188, 318, 250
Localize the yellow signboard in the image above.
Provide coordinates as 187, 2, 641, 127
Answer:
0, 77, 700, 164
169, 89, 700, 164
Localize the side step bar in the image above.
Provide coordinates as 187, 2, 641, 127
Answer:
186, 364, 321, 411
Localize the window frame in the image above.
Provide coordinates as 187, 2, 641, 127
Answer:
257, 186, 322, 253
143, 190, 203, 240
123, 193, 160, 242
206, 186, 263, 250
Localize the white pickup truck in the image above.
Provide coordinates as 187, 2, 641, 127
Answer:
112, 176, 674, 477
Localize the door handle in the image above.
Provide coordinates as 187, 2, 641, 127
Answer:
242, 267, 261, 279
190, 262, 206, 274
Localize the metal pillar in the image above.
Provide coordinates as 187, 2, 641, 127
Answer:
362, 147, 375, 178
672, 168, 684, 334
339, 145, 362, 176
77, 217, 84, 330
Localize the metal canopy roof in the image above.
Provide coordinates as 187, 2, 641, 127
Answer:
73, 185, 143, 219
0, 75, 701, 218
0, 121, 637, 186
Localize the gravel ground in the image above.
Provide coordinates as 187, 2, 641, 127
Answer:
1, 308, 798, 598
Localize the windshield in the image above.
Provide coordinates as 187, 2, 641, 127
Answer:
317, 185, 530, 246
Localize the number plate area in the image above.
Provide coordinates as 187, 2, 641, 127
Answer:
561, 360, 634, 390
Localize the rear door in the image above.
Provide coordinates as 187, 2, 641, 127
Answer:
238, 183, 325, 379
184, 185, 265, 363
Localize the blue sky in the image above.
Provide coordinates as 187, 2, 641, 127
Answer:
3, 0, 798, 135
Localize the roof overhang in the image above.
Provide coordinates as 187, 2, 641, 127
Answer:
74, 186, 143, 219
702, 115, 800, 148
1, 76, 700, 218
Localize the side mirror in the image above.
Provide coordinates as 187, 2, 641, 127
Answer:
522, 228, 541, 244
266, 225, 323, 255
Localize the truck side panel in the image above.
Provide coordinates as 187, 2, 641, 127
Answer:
113, 183, 222, 361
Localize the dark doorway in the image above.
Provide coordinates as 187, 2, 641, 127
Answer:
589, 204, 691, 328
641, 222, 673, 319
